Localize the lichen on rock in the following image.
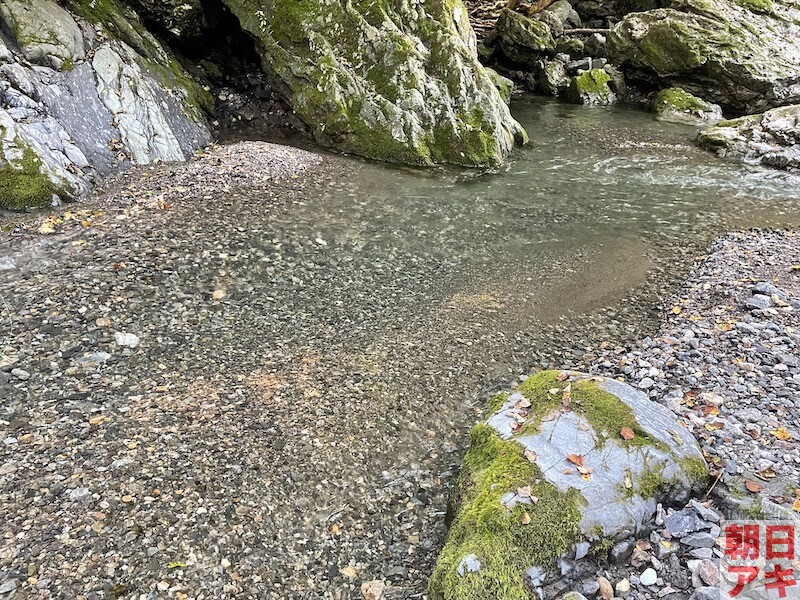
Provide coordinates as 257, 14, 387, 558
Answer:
221, 0, 527, 167
429, 370, 708, 600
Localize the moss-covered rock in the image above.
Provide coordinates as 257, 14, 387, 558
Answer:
429, 371, 707, 600
539, 60, 570, 97
697, 104, 800, 170
220, 0, 527, 167
567, 69, 616, 105
493, 9, 557, 66
652, 87, 722, 122
0, 138, 57, 211
0, 0, 85, 69
607, 0, 800, 114
486, 68, 515, 104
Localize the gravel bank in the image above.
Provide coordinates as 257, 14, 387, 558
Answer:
0, 140, 686, 599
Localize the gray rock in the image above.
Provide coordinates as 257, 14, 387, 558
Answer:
10, 368, 30, 381
640, 568, 658, 586
0, 0, 85, 69
561, 593, 589, 600
690, 586, 720, 600
610, 539, 634, 563
540, 61, 571, 97
665, 508, 708, 537
114, 331, 141, 349
581, 579, 600, 597
699, 105, 800, 171
746, 294, 774, 310
0, 579, 18, 594
754, 282, 789, 300
680, 531, 716, 548
652, 88, 723, 124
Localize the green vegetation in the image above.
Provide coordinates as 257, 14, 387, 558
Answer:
0, 143, 57, 211
428, 424, 584, 600
653, 87, 713, 116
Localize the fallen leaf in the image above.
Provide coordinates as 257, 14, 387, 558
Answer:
745, 481, 762, 493
771, 427, 793, 441
562, 468, 574, 475
577, 466, 594, 475
671, 306, 682, 315
620, 427, 635, 440
524, 449, 538, 463
517, 486, 532, 498
578, 423, 590, 431
89, 415, 109, 426
548, 387, 561, 395
521, 512, 531, 525
556, 372, 569, 382
566, 454, 584, 467
792, 499, 800, 513
331, 523, 340, 534
755, 468, 777, 481
580, 472, 592, 481
624, 473, 633, 489
167, 562, 186, 569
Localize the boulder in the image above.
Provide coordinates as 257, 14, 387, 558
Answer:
607, 0, 800, 114
494, 9, 557, 65
428, 370, 707, 600
543, 0, 582, 29
540, 60, 571, 96
697, 104, 800, 170
652, 87, 722, 123
486, 68, 515, 104
568, 69, 616, 105
223, 1, 527, 167
0, 0, 85, 69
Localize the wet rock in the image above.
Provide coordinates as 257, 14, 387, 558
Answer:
494, 9, 557, 65
652, 88, 722, 124
698, 105, 800, 171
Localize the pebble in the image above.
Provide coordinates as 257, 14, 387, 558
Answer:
10, 368, 30, 381
598, 576, 614, 600
114, 332, 140, 348
640, 568, 658, 586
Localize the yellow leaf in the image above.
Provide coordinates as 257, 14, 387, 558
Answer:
792, 499, 800, 513
167, 562, 186, 569
771, 427, 793, 441
521, 512, 531, 525
340, 566, 358, 579
671, 306, 682, 315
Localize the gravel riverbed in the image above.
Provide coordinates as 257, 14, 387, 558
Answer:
0, 139, 797, 600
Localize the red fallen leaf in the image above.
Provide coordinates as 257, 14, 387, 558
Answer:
620, 427, 635, 440
745, 481, 763, 493
556, 372, 569, 382
566, 454, 584, 467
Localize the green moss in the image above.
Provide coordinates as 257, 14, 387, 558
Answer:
0, 143, 57, 211
636, 21, 708, 74
679, 457, 710, 486
514, 371, 657, 447
489, 392, 510, 413
734, 0, 775, 14
653, 87, 712, 114
428, 424, 584, 600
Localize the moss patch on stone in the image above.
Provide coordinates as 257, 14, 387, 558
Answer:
653, 87, 711, 114
0, 144, 57, 211
428, 423, 584, 600
516, 371, 656, 447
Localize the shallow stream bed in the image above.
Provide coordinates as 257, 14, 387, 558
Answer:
1, 97, 799, 598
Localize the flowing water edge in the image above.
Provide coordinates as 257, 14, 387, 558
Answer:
1, 97, 799, 598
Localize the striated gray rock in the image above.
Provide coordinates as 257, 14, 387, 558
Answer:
697, 104, 800, 170
607, 0, 800, 114
428, 370, 707, 600
0, 0, 211, 210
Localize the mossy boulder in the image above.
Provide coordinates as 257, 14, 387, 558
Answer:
429, 371, 707, 600
486, 68, 515, 104
697, 104, 800, 170
0, 133, 60, 211
493, 9, 557, 66
607, 0, 800, 114
567, 69, 616, 105
539, 60, 570, 97
220, 0, 527, 167
653, 87, 722, 123
0, 0, 86, 69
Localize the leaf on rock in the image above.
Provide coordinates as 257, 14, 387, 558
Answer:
524, 449, 538, 463
745, 481, 763, 493
624, 473, 633, 489
566, 454, 584, 467
548, 388, 561, 395
755, 468, 777, 481
620, 427, 635, 440
517, 486, 532, 498
556, 372, 569, 382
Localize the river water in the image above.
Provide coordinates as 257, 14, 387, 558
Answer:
1, 96, 799, 598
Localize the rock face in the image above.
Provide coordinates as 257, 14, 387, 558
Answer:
697, 104, 800, 170
652, 87, 722, 123
428, 370, 707, 600
607, 0, 800, 114
0, 0, 211, 210
222, 0, 527, 167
